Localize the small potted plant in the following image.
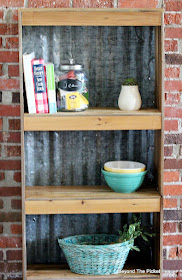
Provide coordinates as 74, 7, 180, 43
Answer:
118, 78, 142, 111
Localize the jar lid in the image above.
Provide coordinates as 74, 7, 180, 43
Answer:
60, 64, 83, 71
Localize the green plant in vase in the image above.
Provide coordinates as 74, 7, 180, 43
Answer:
118, 77, 142, 111
122, 77, 138, 86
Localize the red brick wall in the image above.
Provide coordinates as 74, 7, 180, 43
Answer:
163, 0, 182, 278
0, 0, 181, 279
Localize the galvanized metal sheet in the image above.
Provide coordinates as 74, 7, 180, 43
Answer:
23, 26, 155, 108
25, 130, 155, 186
26, 213, 154, 266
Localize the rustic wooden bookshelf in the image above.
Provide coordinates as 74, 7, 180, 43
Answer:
19, 8, 164, 280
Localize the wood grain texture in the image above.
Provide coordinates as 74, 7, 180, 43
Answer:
27, 264, 160, 280
25, 186, 161, 214
19, 10, 27, 280
20, 8, 163, 27
24, 108, 162, 131
154, 15, 164, 280
159, 14, 164, 280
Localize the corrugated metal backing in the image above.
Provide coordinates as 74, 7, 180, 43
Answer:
23, 26, 155, 108
25, 130, 155, 265
25, 130, 155, 186
23, 26, 156, 265
26, 213, 154, 266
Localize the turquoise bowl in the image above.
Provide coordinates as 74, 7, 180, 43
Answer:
101, 169, 147, 193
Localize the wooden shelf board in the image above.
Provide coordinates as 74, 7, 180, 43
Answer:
24, 108, 162, 131
27, 264, 160, 280
20, 8, 163, 27
25, 186, 161, 214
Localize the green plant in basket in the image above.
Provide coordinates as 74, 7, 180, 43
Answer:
117, 215, 155, 251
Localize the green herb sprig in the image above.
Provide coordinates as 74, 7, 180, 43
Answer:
117, 215, 155, 251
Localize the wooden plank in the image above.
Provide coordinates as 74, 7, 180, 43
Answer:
154, 15, 164, 280
20, 8, 163, 27
25, 186, 161, 199
24, 108, 162, 131
25, 186, 161, 214
158, 21, 164, 197
25, 198, 161, 214
155, 27, 159, 110
159, 15, 164, 280
160, 199, 164, 280
27, 264, 160, 280
25, 108, 161, 116
153, 212, 160, 269
18, 10, 27, 280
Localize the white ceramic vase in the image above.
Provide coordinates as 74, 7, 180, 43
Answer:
118, 85, 142, 111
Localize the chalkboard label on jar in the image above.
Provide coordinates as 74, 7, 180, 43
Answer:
58, 79, 82, 92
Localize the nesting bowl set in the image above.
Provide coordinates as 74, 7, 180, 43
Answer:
101, 161, 147, 193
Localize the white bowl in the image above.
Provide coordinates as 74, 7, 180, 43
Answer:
104, 161, 146, 174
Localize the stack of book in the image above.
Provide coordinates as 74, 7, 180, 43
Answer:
23, 52, 57, 114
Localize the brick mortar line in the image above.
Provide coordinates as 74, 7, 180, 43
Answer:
0, 49, 19, 51
2, 259, 22, 262
1, 142, 21, 144
0, 142, 21, 147
0, 76, 20, 79
0, 35, 19, 38
164, 195, 182, 198
164, 156, 179, 158
0, 145, 21, 147
0, 144, 21, 146
0, 158, 21, 161
2, 116, 21, 120
2, 248, 22, 250
0, 63, 19, 65
0, 235, 22, 237
163, 233, 182, 236
165, 65, 182, 67
164, 131, 181, 133
165, 78, 181, 80
0, 209, 22, 212
164, 11, 182, 14
163, 246, 179, 247
164, 209, 182, 211
164, 107, 182, 109
165, 37, 182, 40
164, 169, 182, 171
165, 104, 182, 107
165, 144, 179, 146
164, 184, 182, 186
165, 25, 182, 27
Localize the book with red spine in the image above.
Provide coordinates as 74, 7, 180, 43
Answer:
31, 58, 49, 113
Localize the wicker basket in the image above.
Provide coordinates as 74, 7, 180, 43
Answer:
58, 234, 133, 275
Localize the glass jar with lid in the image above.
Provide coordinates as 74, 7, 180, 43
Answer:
56, 62, 89, 112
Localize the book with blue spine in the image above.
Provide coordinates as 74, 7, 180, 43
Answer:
31, 58, 49, 113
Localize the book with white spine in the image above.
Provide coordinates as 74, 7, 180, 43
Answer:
23, 52, 36, 114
